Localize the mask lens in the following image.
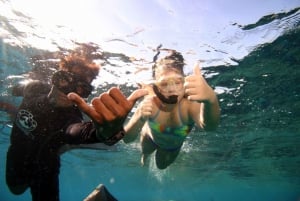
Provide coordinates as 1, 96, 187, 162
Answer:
52, 71, 75, 94
52, 70, 93, 97
156, 76, 184, 93
76, 81, 93, 98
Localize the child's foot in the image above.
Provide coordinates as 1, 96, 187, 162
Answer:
141, 154, 147, 166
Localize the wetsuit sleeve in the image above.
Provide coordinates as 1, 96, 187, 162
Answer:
65, 121, 99, 144
13, 80, 51, 97
65, 122, 125, 146
97, 127, 125, 146
23, 81, 52, 98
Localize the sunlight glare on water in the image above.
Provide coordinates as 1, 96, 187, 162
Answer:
6, 0, 300, 73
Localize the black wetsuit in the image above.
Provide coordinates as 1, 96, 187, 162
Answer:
6, 81, 120, 201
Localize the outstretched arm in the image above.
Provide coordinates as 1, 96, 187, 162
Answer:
185, 63, 220, 130
68, 87, 148, 144
123, 96, 154, 143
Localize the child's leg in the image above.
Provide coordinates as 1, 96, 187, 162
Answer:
140, 134, 156, 166
155, 148, 181, 169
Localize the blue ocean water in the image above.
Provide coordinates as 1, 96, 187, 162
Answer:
1, 1, 300, 201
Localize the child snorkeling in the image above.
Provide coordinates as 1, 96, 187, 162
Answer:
124, 50, 220, 169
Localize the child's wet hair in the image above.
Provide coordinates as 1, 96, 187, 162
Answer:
152, 50, 185, 78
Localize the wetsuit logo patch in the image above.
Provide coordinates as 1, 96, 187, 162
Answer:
16, 109, 37, 135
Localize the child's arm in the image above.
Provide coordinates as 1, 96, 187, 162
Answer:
197, 93, 220, 130
185, 64, 220, 130
123, 96, 154, 143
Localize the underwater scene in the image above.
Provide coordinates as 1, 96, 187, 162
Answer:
0, 0, 300, 200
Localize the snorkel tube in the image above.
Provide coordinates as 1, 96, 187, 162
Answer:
153, 84, 178, 104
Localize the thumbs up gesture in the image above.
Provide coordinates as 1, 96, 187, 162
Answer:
184, 62, 216, 103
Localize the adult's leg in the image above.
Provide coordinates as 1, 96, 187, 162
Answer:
30, 157, 60, 201
6, 146, 29, 195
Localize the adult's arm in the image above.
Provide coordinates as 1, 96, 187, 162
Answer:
68, 87, 148, 144
13, 80, 51, 97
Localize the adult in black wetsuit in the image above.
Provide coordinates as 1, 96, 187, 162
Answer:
5, 53, 148, 201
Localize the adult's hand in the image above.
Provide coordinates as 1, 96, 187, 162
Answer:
68, 87, 148, 137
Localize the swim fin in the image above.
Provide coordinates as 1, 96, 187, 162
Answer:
83, 184, 118, 201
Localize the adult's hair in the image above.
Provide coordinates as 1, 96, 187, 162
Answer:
59, 54, 100, 80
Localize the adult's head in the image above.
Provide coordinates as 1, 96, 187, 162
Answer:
59, 54, 100, 83
52, 54, 100, 98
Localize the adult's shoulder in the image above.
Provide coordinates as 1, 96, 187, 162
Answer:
22, 80, 51, 98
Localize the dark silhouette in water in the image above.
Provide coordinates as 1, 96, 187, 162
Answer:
0, 102, 18, 120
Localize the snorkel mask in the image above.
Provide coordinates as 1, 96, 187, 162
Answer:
152, 76, 184, 104
52, 70, 93, 98
151, 45, 186, 104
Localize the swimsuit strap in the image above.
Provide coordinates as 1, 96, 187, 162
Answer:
150, 109, 160, 121
151, 101, 185, 124
178, 101, 184, 125
178, 101, 194, 127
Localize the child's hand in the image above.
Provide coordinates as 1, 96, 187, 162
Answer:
138, 96, 154, 120
184, 63, 216, 104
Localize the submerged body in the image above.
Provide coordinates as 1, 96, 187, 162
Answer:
145, 100, 194, 150
5, 52, 146, 201
124, 50, 220, 169
6, 81, 100, 200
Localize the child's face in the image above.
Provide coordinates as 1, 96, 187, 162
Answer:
155, 71, 185, 97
